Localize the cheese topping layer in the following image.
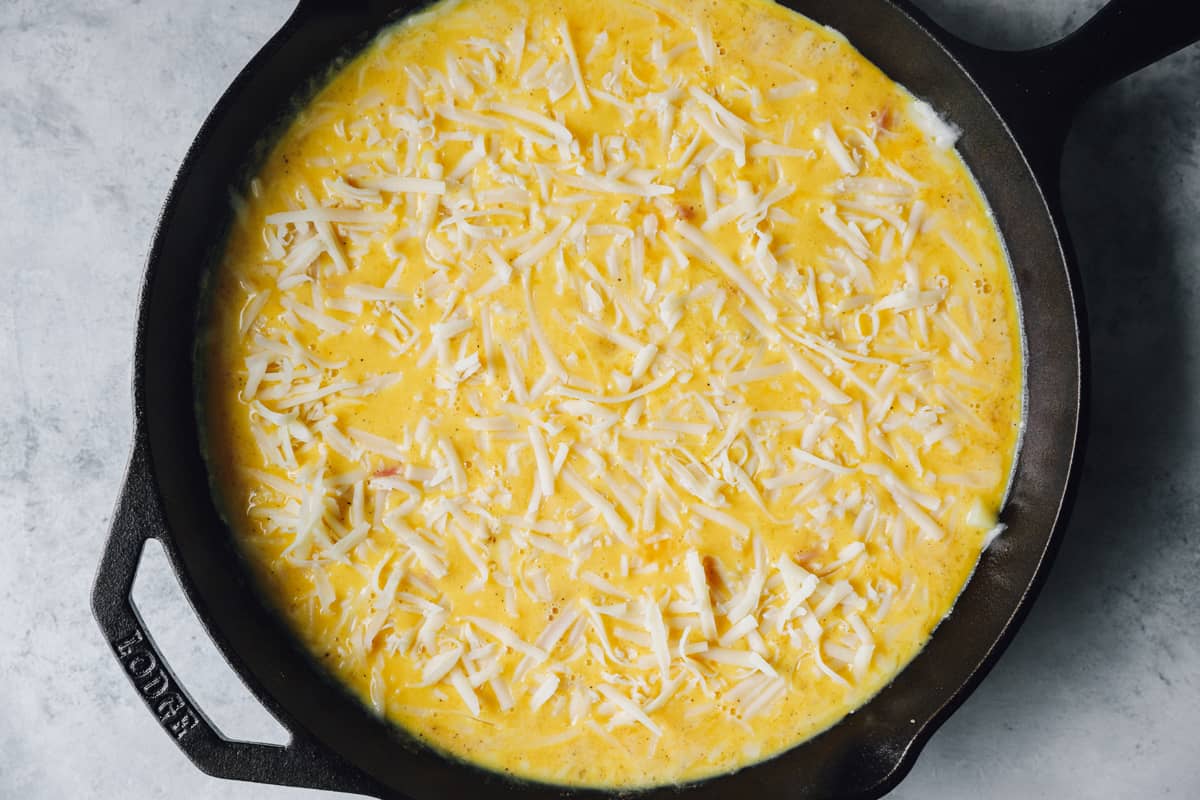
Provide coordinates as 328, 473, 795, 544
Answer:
204, 0, 1022, 787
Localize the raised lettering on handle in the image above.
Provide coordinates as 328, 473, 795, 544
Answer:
112, 627, 201, 741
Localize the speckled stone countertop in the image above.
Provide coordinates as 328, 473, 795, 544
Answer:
2, 1, 1197, 797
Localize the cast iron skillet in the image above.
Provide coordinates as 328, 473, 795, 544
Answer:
92, 1, 1200, 797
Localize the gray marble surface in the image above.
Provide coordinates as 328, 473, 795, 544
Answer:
2, 0, 1197, 797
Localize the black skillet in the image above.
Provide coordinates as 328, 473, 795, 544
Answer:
92, 1, 1200, 797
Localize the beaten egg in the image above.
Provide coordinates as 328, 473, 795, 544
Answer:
203, 0, 1023, 787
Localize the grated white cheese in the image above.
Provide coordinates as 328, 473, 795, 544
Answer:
219, 2, 1017, 763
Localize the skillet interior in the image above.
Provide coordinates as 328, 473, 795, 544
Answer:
140, 0, 1082, 797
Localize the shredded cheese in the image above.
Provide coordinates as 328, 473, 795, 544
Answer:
208, 0, 1022, 786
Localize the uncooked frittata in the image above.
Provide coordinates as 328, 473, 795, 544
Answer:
203, 0, 1022, 787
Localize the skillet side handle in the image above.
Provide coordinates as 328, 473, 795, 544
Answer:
942, 0, 1200, 184
92, 434, 374, 796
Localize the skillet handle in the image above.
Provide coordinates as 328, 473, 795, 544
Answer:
937, 0, 1200, 182
92, 434, 374, 796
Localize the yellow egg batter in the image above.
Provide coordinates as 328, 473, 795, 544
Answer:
202, 0, 1022, 787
